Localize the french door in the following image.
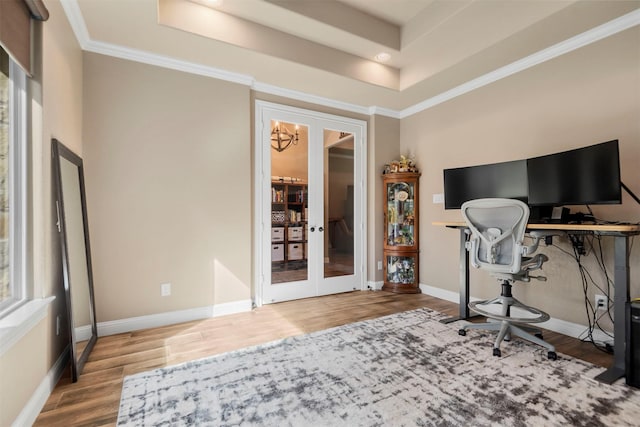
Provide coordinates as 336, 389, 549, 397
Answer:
255, 101, 366, 304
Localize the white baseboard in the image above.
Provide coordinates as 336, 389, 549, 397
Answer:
419, 283, 612, 342
97, 300, 253, 337
367, 281, 383, 291
539, 317, 613, 344
212, 299, 253, 317
419, 283, 465, 304
12, 345, 69, 427
75, 324, 92, 342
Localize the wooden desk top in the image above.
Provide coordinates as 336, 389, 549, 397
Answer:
432, 221, 640, 234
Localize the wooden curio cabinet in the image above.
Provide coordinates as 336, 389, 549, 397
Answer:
382, 172, 420, 293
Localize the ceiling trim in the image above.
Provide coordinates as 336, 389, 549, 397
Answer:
60, 0, 90, 48
86, 39, 256, 87
254, 82, 372, 117
253, 81, 402, 119
399, 8, 640, 119
60, 0, 639, 120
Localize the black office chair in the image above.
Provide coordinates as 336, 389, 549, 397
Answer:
458, 198, 558, 360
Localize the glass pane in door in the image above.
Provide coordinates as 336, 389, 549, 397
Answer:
324, 130, 354, 278
270, 120, 309, 284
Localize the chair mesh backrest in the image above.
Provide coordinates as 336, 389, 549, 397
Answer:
461, 198, 529, 274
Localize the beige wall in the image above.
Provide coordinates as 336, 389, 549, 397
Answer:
1, 0, 84, 424
0, 320, 50, 426
80, 63, 382, 323
368, 115, 400, 283
82, 53, 252, 322
40, 0, 84, 362
402, 27, 640, 326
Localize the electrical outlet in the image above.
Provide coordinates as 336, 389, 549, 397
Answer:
595, 294, 607, 310
377, 260, 383, 270
161, 283, 171, 297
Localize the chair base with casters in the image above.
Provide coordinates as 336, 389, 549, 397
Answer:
458, 280, 557, 360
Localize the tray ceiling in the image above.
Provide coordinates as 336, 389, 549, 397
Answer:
71, 0, 640, 112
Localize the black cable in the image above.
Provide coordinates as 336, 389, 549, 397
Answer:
552, 239, 613, 353
591, 235, 615, 324
622, 181, 640, 205
586, 204, 595, 218
578, 236, 614, 343
551, 229, 637, 353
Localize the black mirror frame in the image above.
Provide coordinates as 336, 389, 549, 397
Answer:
52, 138, 98, 382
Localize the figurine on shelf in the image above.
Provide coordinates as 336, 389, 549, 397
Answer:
399, 155, 409, 172
383, 155, 418, 174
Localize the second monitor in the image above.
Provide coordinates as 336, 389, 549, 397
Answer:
527, 139, 621, 207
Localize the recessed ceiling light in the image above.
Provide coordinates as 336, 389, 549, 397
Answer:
375, 52, 391, 63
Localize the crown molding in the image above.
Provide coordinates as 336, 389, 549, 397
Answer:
60, 0, 90, 48
85, 39, 256, 86
252, 82, 374, 117
399, 8, 640, 119
368, 105, 402, 119
61, 1, 639, 120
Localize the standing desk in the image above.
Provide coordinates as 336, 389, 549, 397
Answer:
433, 220, 640, 384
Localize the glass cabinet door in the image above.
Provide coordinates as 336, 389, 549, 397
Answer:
385, 253, 417, 285
385, 180, 416, 249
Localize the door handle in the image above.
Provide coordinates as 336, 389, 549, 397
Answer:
318, 226, 324, 232
310, 226, 315, 232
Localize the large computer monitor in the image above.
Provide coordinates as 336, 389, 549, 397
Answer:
443, 159, 528, 210
527, 140, 621, 207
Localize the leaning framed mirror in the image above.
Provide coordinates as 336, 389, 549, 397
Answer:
52, 138, 98, 382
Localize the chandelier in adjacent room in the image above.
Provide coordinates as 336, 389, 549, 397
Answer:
271, 121, 299, 152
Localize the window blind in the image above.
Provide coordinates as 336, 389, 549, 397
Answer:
0, 0, 48, 75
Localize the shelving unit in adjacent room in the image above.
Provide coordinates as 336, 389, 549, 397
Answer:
271, 180, 308, 265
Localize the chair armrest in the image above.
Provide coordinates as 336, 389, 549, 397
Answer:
521, 253, 549, 271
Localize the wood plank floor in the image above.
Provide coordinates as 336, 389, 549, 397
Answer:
34, 291, 613, 426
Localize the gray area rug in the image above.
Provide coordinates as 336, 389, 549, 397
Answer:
117, 308, 640, 426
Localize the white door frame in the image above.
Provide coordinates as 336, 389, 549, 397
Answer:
254, 100, 367, 306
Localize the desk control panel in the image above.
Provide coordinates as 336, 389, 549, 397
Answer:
565, 229, 596, 234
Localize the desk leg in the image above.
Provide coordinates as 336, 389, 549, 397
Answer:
441, 229, 471, 324
595, 235, 630, 384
